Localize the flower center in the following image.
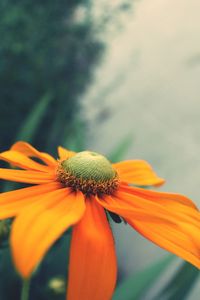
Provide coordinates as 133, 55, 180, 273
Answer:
56, 151, 119, 195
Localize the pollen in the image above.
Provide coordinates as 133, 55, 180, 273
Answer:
56, 151, 119, 195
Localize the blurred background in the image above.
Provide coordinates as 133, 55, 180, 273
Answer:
1, 0, 200, 299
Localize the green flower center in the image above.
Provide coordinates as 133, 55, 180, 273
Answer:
62, 151, 116, 181
56, 151, 119, 195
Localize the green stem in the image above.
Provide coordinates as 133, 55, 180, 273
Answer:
21, 278, 31, 300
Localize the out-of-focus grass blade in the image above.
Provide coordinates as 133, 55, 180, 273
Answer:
113, 255, 174, 300
62, 119, 86, 152
16, 92, 53, 142
109, 135, 132, 162
155, 262, 199, 300
1, 93, 52, 192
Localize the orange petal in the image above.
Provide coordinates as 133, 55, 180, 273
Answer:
113, 160, 165, 186
0, 168, 55, 184
57, 146, 76, 160
0, 182, 62, 219
0, 150, 52, 172
128, 219, 200, 269
11, 141, 56, 167
120, 184, 198, 210
119, 185, 200, 226
11, 189, 85, 278
97, 190, 200, 269
67, 199, 117, 300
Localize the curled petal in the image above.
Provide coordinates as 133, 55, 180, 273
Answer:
11, 141, 56, 167
11, 190, 85, 278
0, 151, 52, 172
57, 146, 76, 160
113, 160, 165, 186
67, 199, 117, 300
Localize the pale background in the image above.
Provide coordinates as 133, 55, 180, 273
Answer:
82, 0, 200, 299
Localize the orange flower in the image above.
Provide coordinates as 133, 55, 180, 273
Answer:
0, 141, 200, 300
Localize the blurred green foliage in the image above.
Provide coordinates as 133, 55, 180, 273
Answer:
0, 0, 104, 153
155, 262, 199, 300
0, 1, 105, 299
113, 255, 174, 300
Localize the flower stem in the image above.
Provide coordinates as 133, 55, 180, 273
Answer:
21, 278, 31, 300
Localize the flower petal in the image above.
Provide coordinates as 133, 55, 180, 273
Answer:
11, 141, 56, 167
0, 168, 55, 184
120, 184, 198, 209
67, 199, 117, 300
97, 190, 200, 268
57, 146, 76, 160
128, 219, 200, 269
0, 150, 52, 172
113, 160, 165, 186
11, 189, 85, 278
0, 182, 62, 219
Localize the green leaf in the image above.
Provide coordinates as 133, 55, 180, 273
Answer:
155, 262, 199, 300
109, 135, 133, 162
113, 255, 174, 300
16, 92, 53, 142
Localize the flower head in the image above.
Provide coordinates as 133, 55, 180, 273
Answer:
56, 151, 119, 195
0, 141, 200, 300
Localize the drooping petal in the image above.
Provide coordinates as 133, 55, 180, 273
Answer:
119, 184, 200, 225
0, 168, 55, 184
120, 184, 198, 210
97, 189, 200, 269
11, 141, 56, 167
11, 190, 85, 278
128, 218, 200, 269
113, 160, 165, 186
57, 146, 76, 160
0, 182, 62, 219
67, 199, 117, 300
0, 150, 52, 172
